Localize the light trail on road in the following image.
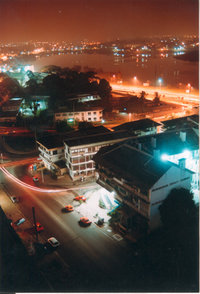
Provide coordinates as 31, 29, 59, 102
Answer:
111, 83, 199, 103
0, 167, 96, 193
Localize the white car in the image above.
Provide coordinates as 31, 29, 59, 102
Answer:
10, 196, 19, 203
47, 237, 60, 248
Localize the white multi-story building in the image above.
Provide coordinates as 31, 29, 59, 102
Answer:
54, 107, 103, 123
36, 135, 66, 175
64, 130, 132, 180
94, 143, 193, 235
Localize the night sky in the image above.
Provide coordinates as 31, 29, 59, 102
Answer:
0, 0, 198, 42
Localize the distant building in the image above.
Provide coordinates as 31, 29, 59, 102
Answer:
161, 115, 199, 131
0, 98, 22, 124
67, 93, 101, 103
1, 98, 22, 112
94, 143, 193, 236
113, 118, 161, 135
54, 106, 103, 123
20, 96, 49, 116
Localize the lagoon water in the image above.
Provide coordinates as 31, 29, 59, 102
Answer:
33, 52, 199, 89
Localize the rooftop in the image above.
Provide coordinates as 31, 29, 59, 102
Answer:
64, 130, 132, 147
127, 128, 199, 155
94, 143, 173, 189
37, 135, 64, 150
113, 119, 161, 132
55, 105, 103, 113
37, 126, 111, 149
161, 115, 199, 128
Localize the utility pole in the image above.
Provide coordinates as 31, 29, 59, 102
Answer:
32, 207, 38, 242
41, 168, 44, 183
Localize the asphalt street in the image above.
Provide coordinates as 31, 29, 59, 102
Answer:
1, 165, 137, 291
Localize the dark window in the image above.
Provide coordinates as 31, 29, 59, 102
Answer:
53, 150, 57, 155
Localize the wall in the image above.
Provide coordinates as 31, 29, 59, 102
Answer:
149, 165, 193, 230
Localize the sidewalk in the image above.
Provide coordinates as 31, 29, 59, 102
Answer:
0, 184, 43, 251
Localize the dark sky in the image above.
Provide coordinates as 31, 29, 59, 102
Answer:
0, 0, 198, 42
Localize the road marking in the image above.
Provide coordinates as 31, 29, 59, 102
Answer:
112, 234, 123, 241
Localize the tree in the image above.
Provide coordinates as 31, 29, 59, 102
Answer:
0, 75, 23, 104
159, 188, 197, 229
55, 120, 73, 133
98, 78, 112, 99
139, 91, 147, 102
158, 188, 198, 286
153, 92, 160, 105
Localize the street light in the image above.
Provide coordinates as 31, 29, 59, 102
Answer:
158, 78, 163, 90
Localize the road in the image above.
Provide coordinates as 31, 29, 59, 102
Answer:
1, 165, 136, 292
111, 83, 199, 106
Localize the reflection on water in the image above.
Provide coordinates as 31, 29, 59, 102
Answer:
33, 53, 198, 89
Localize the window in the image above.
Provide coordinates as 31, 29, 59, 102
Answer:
88, 112, 91, 115
93, 112, 96, 115
88, 118, 91, 121
93, 118, 97, 121
53, 150, 57, 155
56, 114, 61, 117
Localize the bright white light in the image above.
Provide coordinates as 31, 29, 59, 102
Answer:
161, 154, 168, 161
0, 167, 96, 193
182, 150, 191, 159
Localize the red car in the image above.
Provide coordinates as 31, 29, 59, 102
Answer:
64, 205, 74, 212
74, 195, 86, 202
35, 222, 44, 232
79, 217, 92, 226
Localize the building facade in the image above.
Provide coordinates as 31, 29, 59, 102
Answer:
64, 131, 132, 180
37, 136, 66, 175
54, 107, 103, 122
94, 143, 193, 236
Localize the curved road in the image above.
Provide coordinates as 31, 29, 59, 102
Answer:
1, 166, 137, 292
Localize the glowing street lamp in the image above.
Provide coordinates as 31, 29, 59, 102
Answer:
186, 83, 191, 93
158, 78, 163, 90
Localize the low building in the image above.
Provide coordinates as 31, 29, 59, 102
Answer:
54, 106, 103, 123
67, 93, 101, 103
94, 143, 193, 236
1, 97, 22, 112
113, 118, 161, 135
19, 96, 49, 117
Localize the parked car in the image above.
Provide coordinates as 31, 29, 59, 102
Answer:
79, 217, 92, 226
74, 195, 86, 202
64, 205, 74, 212
15, 218, 25, 226
35, 222, 44, 232
10, 196, 19, 203
47, 237, 60, 248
